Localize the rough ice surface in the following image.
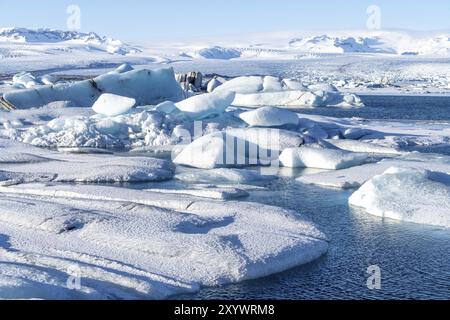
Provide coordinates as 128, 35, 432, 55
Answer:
280, 146, 368, 170
3, 67, 184, 109
298, 153, 450, 189
175, 91, 236, 120
175, 168, 277, 185
215, 76, 363, 108
0, 180, 328, 299
349, 167, 450, 227
238, 107, 299, 127
0, 139, 175, 184
324, 139, 403, 155
174, 128, 304, 169
92, 93, 136, 117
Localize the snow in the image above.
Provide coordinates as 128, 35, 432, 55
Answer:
297, 153, 450, 189
238, 107, 299, 127
175, 168, 277, 185
174, 128, 304, 169
280, 146, 368, 170
92, 94, 136, 117
193, 46, 241, 60
214, 76, 363, 108
349, 167, 450, 228
0, 181, 328, 299
324, 139, 403, 155
0, 27, 140, 56
174, 91, 236, 120
2, 67, 184, 110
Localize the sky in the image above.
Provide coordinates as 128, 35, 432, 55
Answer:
0, 0, 449, 41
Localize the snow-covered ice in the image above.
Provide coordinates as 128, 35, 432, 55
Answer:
2, 67, 184, 110
174, 91, 236, 120
174, 128, 304, 169
238, 107, 299, 127
280, 146, 368, 170
0, 181, 328, 299
349, 167, 450, 227
92, 93, 136, 117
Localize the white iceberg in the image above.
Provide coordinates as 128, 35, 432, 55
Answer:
92, 93, 136, 117
174, 128, 304, 169
175, 91, 236, 120
12, 72, 43, 89
349, 167, 450, 227
215, 76, 364, 108
2, 67, 184, 109
280, 146, 368, 170
238, 107, 299, 127
0, 181, 328, 299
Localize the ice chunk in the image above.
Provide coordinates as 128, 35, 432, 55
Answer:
0, 182, 328, 299
3, 67, 184, 109
349, 167, 450, 227
175, 91, 236, 120
92, 93, 136, 117
280, 146, 368, 170
175, 168, 277, 184
207, 77, 225, 93
12, 72, 43, 88
174, 128, 304, 169
324, 139, 403, 155
238, 107, 299, 127
153, 101, 178, 114
112, 63, 134, 74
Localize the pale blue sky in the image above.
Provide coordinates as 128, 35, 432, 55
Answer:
1, 0, 449, 41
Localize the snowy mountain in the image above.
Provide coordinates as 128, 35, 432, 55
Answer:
168, 30, 450, 60
0, 27, 141, 56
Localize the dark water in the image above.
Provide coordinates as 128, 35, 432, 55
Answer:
176, 177, 450, 300
294, 95, 450, 121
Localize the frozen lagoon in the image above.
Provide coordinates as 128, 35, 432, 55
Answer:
0, 68, 449, 299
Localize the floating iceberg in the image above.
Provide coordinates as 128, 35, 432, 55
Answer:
2, 67, 184, 110
0, 181, 328, 299
280, 146, 368, 170
174, 128, 304, 169
92, 93, 136, 117
238, 107, 299, 127
349, 167, 450, 227
175, 91, 236, 120
215, 76, 363, 108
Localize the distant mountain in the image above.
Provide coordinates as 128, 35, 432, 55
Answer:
0, 27, 141, 55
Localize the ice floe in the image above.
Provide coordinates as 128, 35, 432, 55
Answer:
349, 167, 450, 227
174, 128, 304, 169
2, 67, 184, 110
238, 107, 299, 127
214, 76, 364, 108
174, 91, 236, 120
92, 93, 136, 117
0, 181, 328, 299
280, 146, 368, 170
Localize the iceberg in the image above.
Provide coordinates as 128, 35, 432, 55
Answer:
215, 76, 364, 108
175, 91, 236, 120
2, 67, 184, 109
92, 93, 136, 117
280, 146, 368, 170
238, 107, 299, 127
174, 128, 304, 169
349, 167, 450, 227
0, 181, 328, 299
